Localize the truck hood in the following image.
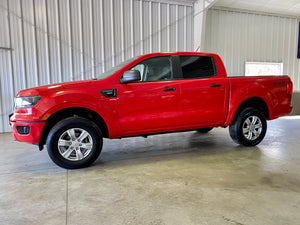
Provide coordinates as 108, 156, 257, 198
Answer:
17, 80, 96, 97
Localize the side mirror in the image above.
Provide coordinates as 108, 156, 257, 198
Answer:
120, 70, 141, 84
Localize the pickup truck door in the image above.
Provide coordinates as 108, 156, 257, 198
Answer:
178, 55, 229, 127
117, 56, 181, 133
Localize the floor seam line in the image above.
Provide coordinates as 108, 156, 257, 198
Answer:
66, 169, 68, 225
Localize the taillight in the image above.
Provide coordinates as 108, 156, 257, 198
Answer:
287, 80, 293, 95
287, 80, 293, 104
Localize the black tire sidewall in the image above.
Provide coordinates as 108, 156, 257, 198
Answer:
231, 108, 267, 146
46, 117, 103, 169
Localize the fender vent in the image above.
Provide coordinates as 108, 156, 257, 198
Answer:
100, 89, 117, 98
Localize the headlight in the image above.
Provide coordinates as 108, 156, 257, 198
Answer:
14, 96, 41, 109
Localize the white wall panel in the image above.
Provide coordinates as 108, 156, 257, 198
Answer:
9, 0, 26, 91
205, 8, 300, 92
103, 0, 114, 69
0, 0, 13, 132
0, 51, 13, 132
123, 0, 133, 59
0, 0, 193, 132
22, 0, 39, 88
151, 2, 159, 52
92, 0, 105, 75
186, 6, 193, 51
178, 5, 185, 51
142, 1, 150, 53
70, 0, 84, 81
160, 3, 168, 52
169, 4, 177, 50
47, 0, 62, 83
58, 0, 73, 82
113, 0, 123, 65
34, 0, 50, 85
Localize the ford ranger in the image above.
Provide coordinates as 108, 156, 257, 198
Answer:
9, 52, 293, 169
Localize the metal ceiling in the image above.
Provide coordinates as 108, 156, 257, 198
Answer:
213, 0, 300, 17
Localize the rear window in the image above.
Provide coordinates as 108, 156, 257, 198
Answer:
179, 56, 217, 79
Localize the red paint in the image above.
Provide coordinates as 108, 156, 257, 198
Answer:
9, 52, 293, 145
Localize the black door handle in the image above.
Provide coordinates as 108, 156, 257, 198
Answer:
162, 88, 176, 91
210, 84, 222, 88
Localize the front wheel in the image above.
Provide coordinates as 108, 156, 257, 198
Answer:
229, 107, 267, 146
46, 117, 103, 169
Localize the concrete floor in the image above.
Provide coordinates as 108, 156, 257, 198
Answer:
1, 117, 300, 225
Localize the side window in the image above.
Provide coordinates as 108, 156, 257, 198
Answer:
130, 56, 173, 82
179, 56, 217, 79
130, 64, 145, 81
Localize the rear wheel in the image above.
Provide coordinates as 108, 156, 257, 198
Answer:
46, 117, 103, 169
229, 107, 267, 146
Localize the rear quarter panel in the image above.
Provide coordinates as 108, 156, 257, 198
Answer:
226, 76, 292, 125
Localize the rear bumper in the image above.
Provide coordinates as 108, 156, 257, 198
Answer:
10, 119, 46, 144
269, 105, 293, 120
288, 106, 293, 114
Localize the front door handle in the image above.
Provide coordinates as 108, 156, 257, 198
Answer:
210, 84, 222, 88
162, 88, 176, 91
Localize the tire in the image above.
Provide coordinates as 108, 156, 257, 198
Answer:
197, 127, 213, 133
46, 117, 103, 169
229, 107, 267, 146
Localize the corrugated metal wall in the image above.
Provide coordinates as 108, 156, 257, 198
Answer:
0, 0, 193, 132
205, 8, 300, 91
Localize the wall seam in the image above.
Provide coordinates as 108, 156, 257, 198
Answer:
20, 0, 28, 89
80, 0, 85, 80
68, 0, 74, 81
45, 0, 52, 84
7, 0, 16, 95
57, 0, 63, 83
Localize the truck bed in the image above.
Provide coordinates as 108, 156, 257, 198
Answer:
227, 75, 293, 122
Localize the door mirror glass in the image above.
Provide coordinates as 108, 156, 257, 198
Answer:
120, 70, 141, 84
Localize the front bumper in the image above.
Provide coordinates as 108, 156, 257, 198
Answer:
10, 117, 46, 144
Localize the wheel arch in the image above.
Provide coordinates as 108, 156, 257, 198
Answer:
227, 97, 270, 125
39, 107, 109, 150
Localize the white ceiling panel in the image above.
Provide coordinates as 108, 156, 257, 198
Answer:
214, 0, 300, 17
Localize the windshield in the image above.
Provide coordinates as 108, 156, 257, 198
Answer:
96, 56, 139, 80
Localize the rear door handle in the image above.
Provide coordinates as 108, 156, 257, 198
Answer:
210, 84, 222, 88
162, 88, 176, 91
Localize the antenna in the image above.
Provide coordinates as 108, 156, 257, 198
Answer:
195, 46, 200, 52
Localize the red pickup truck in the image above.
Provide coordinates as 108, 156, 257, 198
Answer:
10, 52, 293, 169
